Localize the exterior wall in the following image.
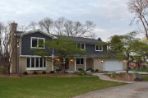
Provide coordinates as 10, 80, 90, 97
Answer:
93, 58, 103, 71
46, 58, 53, 72
19, 57, 27, 73
86, 58, 94, 70
68, 60, 75, 71
21, 31, 52, 56
85, 44, 107, 55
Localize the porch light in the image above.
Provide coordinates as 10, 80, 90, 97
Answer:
56, 58, 60, 62
101, 60, 104, 63
70, 59, 74, 62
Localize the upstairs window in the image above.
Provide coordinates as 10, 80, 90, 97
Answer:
95, 45, 103, 51
31, 37, 45, 49
77, 43, 85, 50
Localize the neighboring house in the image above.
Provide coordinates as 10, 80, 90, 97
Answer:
9, 23, 107, 74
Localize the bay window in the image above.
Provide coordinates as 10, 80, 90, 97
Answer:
27, 57, 46, 70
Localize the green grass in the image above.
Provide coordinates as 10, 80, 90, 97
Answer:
0, 76, 123, 98
143, 75, 148, 81
131, 67, 148, 72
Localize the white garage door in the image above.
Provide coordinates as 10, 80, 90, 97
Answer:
102, 60, 124, 71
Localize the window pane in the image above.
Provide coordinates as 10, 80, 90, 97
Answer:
96, 45, 103, 51
81, 44, 85, 49
32, 38, 37, 48
36, 58, 39, 67
76, 58, 80, 64
81, 58, 84, 64
44, 58, 46, 67
27, 58, 30, 68
38, 39, 44, 48
96, 45, 99, 50
40, 58, 43, 67
31, 58, 34, 67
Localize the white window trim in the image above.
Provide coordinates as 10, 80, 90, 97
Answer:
31, 37, 45, 49
26, 68, 46, 71
26, 57, 46, 71
95, 45, 103, 51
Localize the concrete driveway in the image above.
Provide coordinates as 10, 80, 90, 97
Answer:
74, 82, 148, 98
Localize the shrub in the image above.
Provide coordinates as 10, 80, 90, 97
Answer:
33, 71, 38, 75
110, 72, 116, 78
42, 71, 47, 74
23, 71, 28, 75
50, 71, 55, 74
78, 68, 87, 75
86, 68, 94, 72
95, 69, 99, 73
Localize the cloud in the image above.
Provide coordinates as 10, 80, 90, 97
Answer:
0, 0, 138, 40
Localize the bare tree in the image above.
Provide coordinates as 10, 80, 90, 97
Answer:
0, 22, 4, 54
28, 22, 38, 31
0, 23, 10, 74
128, 0, 148, 39
54, 17, 95, 37
54, 17, 66, 36
39, 18, 53, 34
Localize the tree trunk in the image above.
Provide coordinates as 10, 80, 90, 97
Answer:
126, 60, 130, 73
139, 16, 148, 39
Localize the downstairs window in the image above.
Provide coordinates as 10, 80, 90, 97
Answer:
27, 57, 46, 70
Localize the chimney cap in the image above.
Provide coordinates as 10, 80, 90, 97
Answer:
10, 22, 17, 25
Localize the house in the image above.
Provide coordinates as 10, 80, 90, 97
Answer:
9, 23, 107, 74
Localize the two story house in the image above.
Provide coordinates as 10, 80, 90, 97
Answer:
9, 23, 107, 74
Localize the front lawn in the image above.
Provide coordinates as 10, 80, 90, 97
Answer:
0, 76, 123, 98
143, 75, 148, 81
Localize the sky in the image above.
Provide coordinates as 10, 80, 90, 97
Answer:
0, 0, 141, 41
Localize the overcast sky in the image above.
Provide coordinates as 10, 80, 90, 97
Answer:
0, 0, 140, 41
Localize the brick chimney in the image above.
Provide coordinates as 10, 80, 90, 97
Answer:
9, 22, 18, 74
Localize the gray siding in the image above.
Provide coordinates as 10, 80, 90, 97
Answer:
21, 31, 52, 56
85, 44, 107, 56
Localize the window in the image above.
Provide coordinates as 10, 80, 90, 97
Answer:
27, 57, 46, 70
95, 45, 103, 51
31, 37, 45, 49
27, 58, 30, 68
76, 58, 84, 64
77, 43, 85, 50
32, 39, 38, 48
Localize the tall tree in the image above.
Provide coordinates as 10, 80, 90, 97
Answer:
109, 32, 141, 73
128, 0, 148, 39
46, 37, 85, 72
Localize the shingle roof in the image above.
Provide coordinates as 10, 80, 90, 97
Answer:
16, 31, 106, 44
67, 36, 105, 44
